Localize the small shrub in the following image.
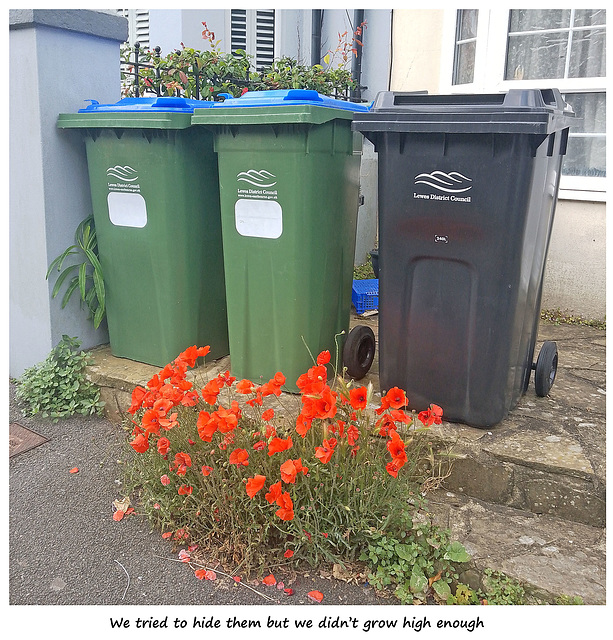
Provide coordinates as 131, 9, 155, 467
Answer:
15, 335, 104, 422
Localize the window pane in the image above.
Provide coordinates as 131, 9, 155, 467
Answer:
509, 9, 571, 32
569, 28, 606, 77
562, 93, 606, 178
458, 9, 478, 40
574, 9, 606, 27
454, 42, 476, 84
506, 32, 568, 80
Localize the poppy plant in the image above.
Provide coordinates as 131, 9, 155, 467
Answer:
268, 436, 293, 456
349, 386, 368, 410
315, 438, 337, 465
418, 403, 443, 426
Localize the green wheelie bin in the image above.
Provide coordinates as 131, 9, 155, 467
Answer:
57, 96, 229, 367
192, 90, 371, 390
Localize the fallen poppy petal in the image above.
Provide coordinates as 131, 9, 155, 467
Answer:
284, 588, 294, 596
162, 531, 173, 539
277, 581, 285, 590
194, 569, 207, 580
263, 574, 276, 586
112, 510, 125, 522
233, 576, 241, 583
307, 590, 323, 603
69, 467, 79, 474
205, 570, 217, 581
284, 549, 294, 558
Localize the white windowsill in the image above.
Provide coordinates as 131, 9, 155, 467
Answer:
558, 189, 606, 203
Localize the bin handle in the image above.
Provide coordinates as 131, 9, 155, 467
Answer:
283, 89, 323, 102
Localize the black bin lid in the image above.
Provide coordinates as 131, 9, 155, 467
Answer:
352, 88, 576, 135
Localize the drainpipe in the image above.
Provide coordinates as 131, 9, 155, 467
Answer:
350, 9, 365, 101
311, 9, 322, 66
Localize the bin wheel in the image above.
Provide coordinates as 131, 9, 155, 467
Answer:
535, 341, 558, 397
343, 325, 376, 380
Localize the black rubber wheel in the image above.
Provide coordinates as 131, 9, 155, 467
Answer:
535, 341, 558, 397
343, 325, 376, 380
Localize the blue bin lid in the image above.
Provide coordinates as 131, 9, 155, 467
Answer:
214, 89, 370, 112
77, 96, 216, 114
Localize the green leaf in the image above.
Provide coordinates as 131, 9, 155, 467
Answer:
444, 541, 471, 563
50, 264, 78, 299
61, 278, 80, 308
433, 579, 452, 601
409, 567, 428, 594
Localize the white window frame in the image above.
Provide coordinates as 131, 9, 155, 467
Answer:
439, 9, 606, 202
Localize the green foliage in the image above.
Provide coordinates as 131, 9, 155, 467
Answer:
120, 21, 361, 101
555, 594, 584, 605
479, 568, 527, 605
15, 335, 104, 422
46, 216, 106, 329
359, 511, 471, 604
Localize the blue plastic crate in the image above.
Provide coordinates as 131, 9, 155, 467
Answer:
352, 279, 379, 314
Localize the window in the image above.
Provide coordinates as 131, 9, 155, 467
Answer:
230, 9, 275, 71
442, 8, 606, 198
453, 10, 479, 85
116, 9, 150, 48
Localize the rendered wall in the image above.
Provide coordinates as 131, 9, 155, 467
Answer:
9, 10, 127, 377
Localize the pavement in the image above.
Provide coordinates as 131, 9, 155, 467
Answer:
8, 315, 607, 632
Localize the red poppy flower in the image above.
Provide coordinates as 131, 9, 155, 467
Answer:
201, 378, 223, 405
265, 481, 282, 504
160, 474, 170, 485
268, 436, 293, 456
315, 438, 337, 464
263, 574, 276, 586
201, 465, 213, 476
307, 590, 323, 603
159, 412, 179, 431
236, 379, 255, 394
142, 409, 161, 436
418, 403, 443, 426
316, 350, 331, 365
130, 433, 149, 453
253, 440, 266, 451
181, 390, 200, 407
284, 549, 294, 558
171, 451, 192, 475
296, 364, 327, 395
347, 424, 359, 446
280, 458, 308, 484
381, 386, 408, 411
176, 345, 210, 368
178, 484, 193, 495
212, 406, 238, 434
262, 408, 275, 422
376, 413, 396, 437
275, 492, 294, 521
128, 386, 147, 414
157, 437, 171, 456
296, 413, 312, 437
349, 386, 368, 410
246, 474, 266, 498
218, 370, 236, 387
386, 459, 405, 478
229, 448, 249, 466
386, 429, 406, 459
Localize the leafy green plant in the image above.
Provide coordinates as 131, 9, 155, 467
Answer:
479, 568, 527, 605
359, 511, 471, 604
46, 216, 106, 329
15, 335, 104, 422
120, 21, 361, 101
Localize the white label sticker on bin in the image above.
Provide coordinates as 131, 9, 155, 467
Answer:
107, 192, 148, 228
235, 198, 282, 239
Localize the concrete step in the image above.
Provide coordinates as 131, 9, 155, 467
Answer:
425, 491, 606, 605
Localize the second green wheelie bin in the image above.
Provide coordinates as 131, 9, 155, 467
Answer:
57, 96, 229, 367
192, 90, 370, 390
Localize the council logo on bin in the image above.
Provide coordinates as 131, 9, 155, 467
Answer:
107, 165, 139, 182
414, 171, 472, 194
237, 169, 277, 188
